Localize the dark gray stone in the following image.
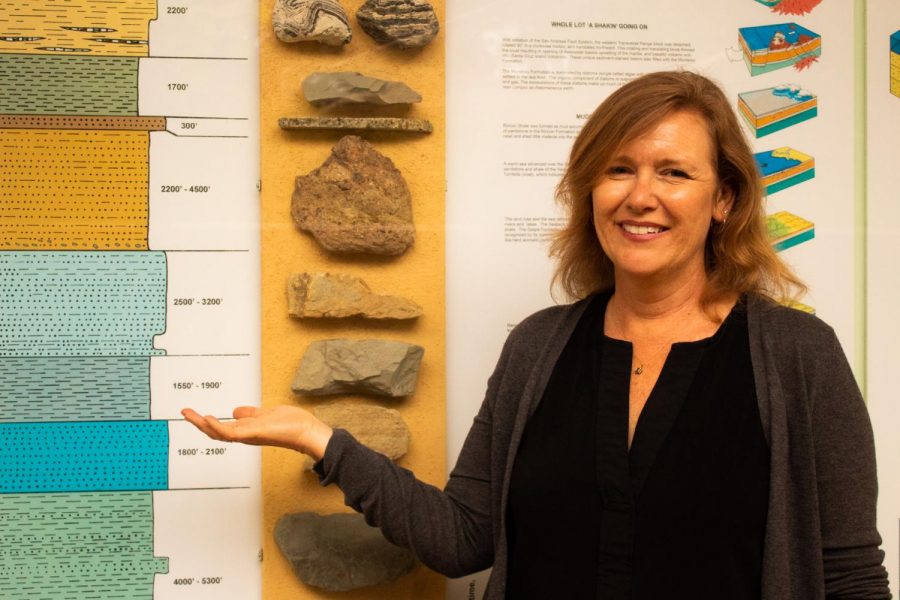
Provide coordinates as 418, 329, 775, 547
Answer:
356, 0, 439, 49
292, 338, 424, 397
302, 71, 422, 106
275, 512, 416, 591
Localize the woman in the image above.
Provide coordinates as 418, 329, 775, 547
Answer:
183, 71, 890, 598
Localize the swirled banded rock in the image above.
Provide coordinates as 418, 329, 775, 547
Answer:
356, 0, 439, 49
275, 512, 416, 591
292, 339, 424, 397
288, 272, 422, 320
291, 136, 415, 255
273, 0, 351, 46
302, 71, 422, 106
300, 403, 410, 470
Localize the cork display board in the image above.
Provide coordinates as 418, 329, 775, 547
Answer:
258, 1, 447, 598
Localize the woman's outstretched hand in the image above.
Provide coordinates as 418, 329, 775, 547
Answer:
180, 405, 334, 460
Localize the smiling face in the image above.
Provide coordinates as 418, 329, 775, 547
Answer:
590, 109, 732, 287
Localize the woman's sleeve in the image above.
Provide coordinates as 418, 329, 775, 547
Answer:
811, 329, 891, 598
311, 342, 514, 578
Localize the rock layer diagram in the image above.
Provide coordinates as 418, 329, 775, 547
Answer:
754, 147, 815, 195
0, 2, 169, 598
738, 84, 817, 137
738, 22, 821, 75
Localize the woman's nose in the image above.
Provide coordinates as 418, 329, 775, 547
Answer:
625, 171, 659, 212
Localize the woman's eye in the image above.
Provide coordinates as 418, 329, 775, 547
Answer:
664, 169, 689, 178
607, 165, 630, 175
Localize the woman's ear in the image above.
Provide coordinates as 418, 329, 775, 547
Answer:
713, 186, 734, 223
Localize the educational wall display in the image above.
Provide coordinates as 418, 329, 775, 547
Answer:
0, 2, 261, 599
446, 1, 871, 597
867, 1, 900, 595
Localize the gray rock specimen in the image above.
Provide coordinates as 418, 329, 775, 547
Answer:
356, 0, 439, 49
292, 339, 424, 397
302, 71, 422, 106
291, 135, 415, 255
279, 116, 433, 133
301, 403, 410, 469
272, 0, 352, 46
288, 272, 423, 319
275, 512, 416, 591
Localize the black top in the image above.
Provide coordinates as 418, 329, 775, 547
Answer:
505, 293, 769, 599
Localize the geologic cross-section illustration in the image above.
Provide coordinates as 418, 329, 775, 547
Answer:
0, 2, 260, 598
739, 22, 821, 75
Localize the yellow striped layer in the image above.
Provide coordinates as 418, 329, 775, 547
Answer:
0, 129, 149, 250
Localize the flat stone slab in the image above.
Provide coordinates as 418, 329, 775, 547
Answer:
356, 0, 439, 49
288, 272, 423, 319
302, 71, 422, 106
291, 135, 415, 255
292, 339, 424, 397
280, 116, 433, 133
275, 512, 416, 591
272, 0, 352, 46
301, 403, 410, 470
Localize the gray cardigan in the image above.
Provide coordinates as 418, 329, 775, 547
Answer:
318, 294, 890, 599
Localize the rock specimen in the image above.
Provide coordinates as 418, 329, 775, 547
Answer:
302, 71, 422, 106
301, 403, 410, 469
292, 339, 424, 397
288, 272, 422, 319
280, 116, 433, 133
272, 0, 351, 46
356, 0, 439, 49
291, 136, 415, 255
275, 512, 416, 591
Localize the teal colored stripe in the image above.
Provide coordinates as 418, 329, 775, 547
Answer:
755, 107, 818, 137
773, 229, 815, 252
0, 252, 166, 357
0, 492, 168, 599
0, 421, 169, 493
0, 357, 150, 422
765, 168, 816, 196
750, 48, 823, 76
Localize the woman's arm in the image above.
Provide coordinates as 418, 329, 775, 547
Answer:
809, 330, 891, 599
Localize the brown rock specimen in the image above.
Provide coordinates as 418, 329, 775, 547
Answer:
279, 116, 433, 133
291, 136, 415, 255
288, 272, 422, 319
275, 512, 416, 591
301, 403, 410, 469
272, 0, 352, 46
356, 0, 439, 49
292, 338, 424, 397
302, 71, 422, 106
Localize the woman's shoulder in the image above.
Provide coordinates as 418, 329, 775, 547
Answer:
747, 293, 838, 343
507, 296, 595, 343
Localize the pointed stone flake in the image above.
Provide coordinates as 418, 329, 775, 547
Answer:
302, 71, 422, 106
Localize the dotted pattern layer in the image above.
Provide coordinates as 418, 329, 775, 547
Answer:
0, 1, 156, 57
0, 492, 169, 599
0, 129, 149, 250
0, 421, 169, 493
0, 115, 166, 131
0, 54, 139, 115
0, 357, 150, 423
0, 252, 166, 357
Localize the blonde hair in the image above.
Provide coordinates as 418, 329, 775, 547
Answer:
550, 70, 806, 306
